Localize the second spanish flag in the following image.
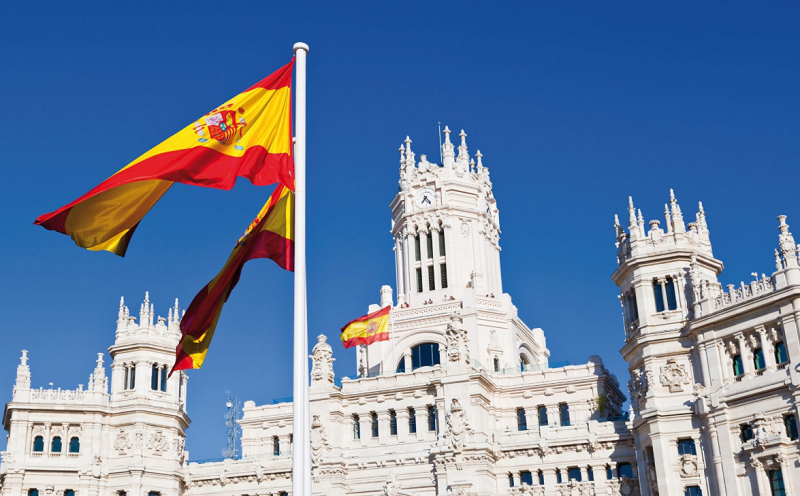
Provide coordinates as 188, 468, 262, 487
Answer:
340, 306, 391, 349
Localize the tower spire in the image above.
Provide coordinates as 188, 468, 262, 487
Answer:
669, 189, 685, 233
442, 126, 455, 167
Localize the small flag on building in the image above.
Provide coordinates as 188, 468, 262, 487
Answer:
35, 59, 295, 256
171, 183, 294, 373
340, 306, 391, 349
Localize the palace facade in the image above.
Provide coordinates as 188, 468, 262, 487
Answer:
1, 128, 797, 496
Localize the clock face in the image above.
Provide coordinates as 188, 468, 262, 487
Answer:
416, 188, 435, 208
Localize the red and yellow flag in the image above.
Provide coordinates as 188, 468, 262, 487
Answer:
340, 306, 391, 349
171, 184, 294, 373
35, 59, 295, 256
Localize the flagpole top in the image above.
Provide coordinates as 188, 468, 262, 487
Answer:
293, 42, 309, 54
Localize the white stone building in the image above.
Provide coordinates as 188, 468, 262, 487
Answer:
613, 192, 800, 496
6, 126, 797, 496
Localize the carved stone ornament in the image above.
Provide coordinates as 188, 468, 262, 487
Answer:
445, 314, 470, 364
444, 399, 473, 451
606, 476, 641, 496
310, 334, 335, 384
679, 454, 699, 477
309, 415, 330, 465
147, 430, 168, 453
114, 430, 132, 452
383, 472, 413, 496
460, 219, 471, 238
556, 480, 596, 496
660, 358, 691, 392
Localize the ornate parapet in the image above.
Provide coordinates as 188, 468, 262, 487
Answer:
555, 480, 596, 496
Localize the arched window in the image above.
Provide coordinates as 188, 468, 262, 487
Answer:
753, 348, 765, 371
774, 342, 788, 364
396, 359, 406, 373
33, 436, 44, 452
411, 343, 440, 370
769, 470, 785, 496
732, 355, 744, 376
69, 437, 80, 453
51, 436, 62, 453
519, 354, 530, 372
617, 462, 634, 479
28, 490, 39, 496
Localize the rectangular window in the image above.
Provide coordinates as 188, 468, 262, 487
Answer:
130, 365, 136, 389
538, 470, 544, 485
769, 469, 786, 496
785, 415, 799, 440
65, 491, 75, 496
408, 408, 417, 433
389, 410, 397, 436
677, 438, 697, 456
353, 415, 360, 440
273, 436, 280, 456
740, 423, 754, 442
653, 280, 665, 313
517, 408, 527, 431
371, 412, 379, 438
428, 266, 435, 291
160, 366, 167, 392
556, 469, 562, 484
124, 367, 129, 390
617, 462, 634, 479
520, 471, 533, 486
440, 263, 448, 289
587, 466, 594, 481
606, 465, 613, 480
414, 235, 421, 261
151, 364, 158, 390
568, 467, 582, 482
508, 473, 514, 487
538, 406, 548, 426
427, 405, 437, 432
439, 230, 446, 256
416, 268, 423, 293
685, 487, 702, 496
559, 403, 570, 426
426, 232, 433, 259
666, 278, 678, 310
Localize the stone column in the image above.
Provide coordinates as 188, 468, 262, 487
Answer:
396, 408, 409, 442
579, 466, 588, 482
697, 341, 712, 387
659, 279, 669, 311
395, 235, 405, 304
650, 434, 676, 495
438, 344, 446, 368
758, 327, 775, 371
378, 411, 390, 445
525, 409, 538, 430
279, 434, 291, 456
542, 468, 557, 494
431, 227, 442, 290
404, 231, 415, 297
415, 408, 428, 441
403, 350, 412, 373
706, 421, 727, 496
358, 415, 370, 445
592, 464, 607, 493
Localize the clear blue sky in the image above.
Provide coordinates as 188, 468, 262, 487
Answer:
1, 2, 798, 460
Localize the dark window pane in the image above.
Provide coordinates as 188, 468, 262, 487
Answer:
508, 473, 514, 487
412, 343, 440, 370
754, 349, 765, 370
428, 405, 436, 431
353, 415, 360, 439
396, 360, 405, 373
618, 462, 633, 479
426, 233, 433, 259
653, 281, 665, 313
587, 467, 594, 481
408, 408, 416, 433
556, 470, 562, 484
568, 467, 582, 481
69, 437, 80, 453
517, 408, 527, 431
130, 366, 136, 389
769, 469, 786, 496
775, 342, 788, 363
439, 231, 446, 256
677, 438, 696, 456
520, 471, 533, 485
151, 364, 158, 390
51, 437, 62, 453
160, 366, 167, 392
538, 470, 545, 485
33, 436, 44, 452
560, 403, 570, 426
741, 424, 754, 442
785, 415, 798, 440
416, 268, 423, 293
428, 265, 435, 290
414, 235, 421, 261
733, 355, 744, 376
686, 487, 702, 496
440, 263, 448, 289
538, 406, 548, 426
666, 278, 677, 310
390, 410, 397, 435
371, 412, 379, 438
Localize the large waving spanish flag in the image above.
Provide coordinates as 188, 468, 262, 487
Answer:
340, 305, 391, 349
35, 59, 295, 256
171, 184, 294, 373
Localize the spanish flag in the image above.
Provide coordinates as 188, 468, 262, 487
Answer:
35, 59, 295, 256
340, 306, 391, 349
171, 184, 293, 373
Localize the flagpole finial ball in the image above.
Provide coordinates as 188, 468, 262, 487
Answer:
293, 42, 309, 54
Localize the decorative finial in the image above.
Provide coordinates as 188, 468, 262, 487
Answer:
664, 204, 673, 233
443, 126, 451, 143
698, 201, 705, 214
96, 353, 104, 367
456, 129, 469, 163
20, 350, 29, 366
637, 209, 644, 225
469, 158, 475, 173
475, 150, 483, 169
398, 145, 405, 164
459, 129, 467, 144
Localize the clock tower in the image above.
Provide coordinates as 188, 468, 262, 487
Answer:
390, 127, 502, 307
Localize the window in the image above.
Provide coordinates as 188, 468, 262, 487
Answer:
353, 414, 360, 440
28, 490, 39, 496
389, 410, 397, 436
685, 487, 702, 496
519, 355, 530, 372
408, 407, 417, 433
428, 265, 435, 290
733, 355, 744, 377
124, 367, 129, 390
677, 438, 696, 456
151, 364, 159, 390
371, 412, 379, 438
65, 491, 75, 496
427, 405, 437, 432
440, 263, 448, 289
493, 357, 500, 372
617, 462, 634, 479
520, 470, 533, 485
740, 423, 754, 442
568, 467, 582, 481
414, 235, 421, 261
753, 348, 765, 371
769, 469, 786, 496
784, 414, 798, 440
147, 492, 160, 496
517, 408, 527, 431
606, 465, 613, 480
411, 343, 440, 370
396, 359, 405, 373
273, 436, 280, 456
160, 366, 167, 392
587, 466, 594, 481
51, 436, 62, 453
69, 437, 80, 453
508, 473, 514, 487
559, 403, 570, 426
426, 232, 433, 259
665, 278, 677, 310
33, 436, 44, 452
118, 492, 127, 496
129, 364, 136, 389
538, 406, 548, 426
416, 268, 423, 293
439, 230, 446, 256
653, 280, 665, 313
538, 470, 544, 485
775, 342, 788, 364
556, 469, 562, 484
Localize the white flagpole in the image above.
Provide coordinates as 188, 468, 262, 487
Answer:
292, 41, 310, 496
